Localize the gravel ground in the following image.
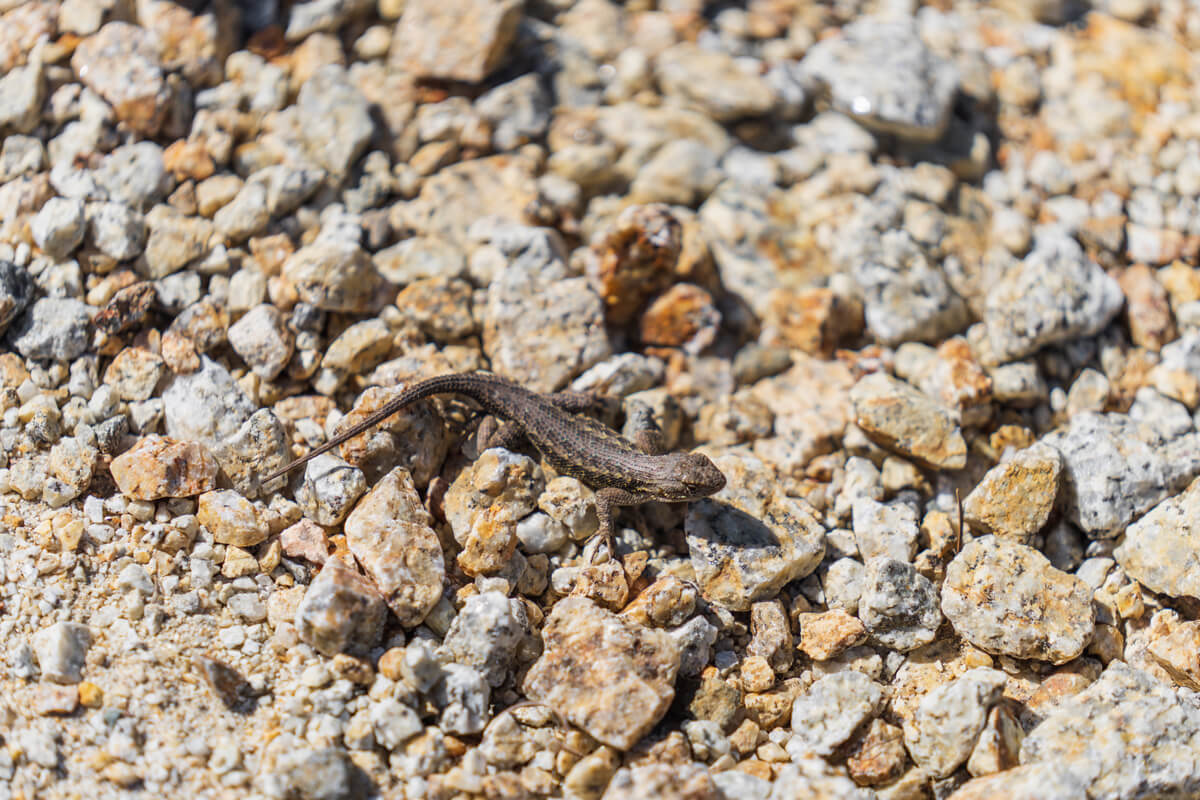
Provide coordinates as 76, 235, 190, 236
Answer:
4, 0, 1200, 798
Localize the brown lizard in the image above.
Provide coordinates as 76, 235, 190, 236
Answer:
262, 372, 726, 552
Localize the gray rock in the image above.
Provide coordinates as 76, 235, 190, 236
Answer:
295, 557, 387, 657
669, 616, 718, 678
434, 663, 491, 735
982, 233, 1124, 363
0, 134, 44, 181
209, 409, 291, 499
399, 638, 443, 693
7, 297, 91, 360
228, 304, 294, 381
1044, 412, 1200, 537
787, 671, 884, 756
30, 198, 86, 257
439, 591, 529, 687
823, 557, 867, 615
1018, 663, 1200, 799
263, 746, 355, 800
251, 164, 326, 217
140, 205, 215, 279
0, 260, 34, 335
903, 667, 1007, 779
798, 18, 959, 141
852, 496, 919, 563
296, 453, 368, 528
93, 142, 168, 210
86, 201, 147, 261
475, 74, 551, 151
1128, 387, 1193, 440
162, 357, 258, 445
298, 65, 374, 177
852, 228, 969, 347
32, 622, 93, 684
858, 557, 941, 651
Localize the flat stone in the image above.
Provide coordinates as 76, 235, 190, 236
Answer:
343, 467, 444, 628
295, 556, 387, 657
685, 452, 826, 612
523, 597, 680, 750
903, 667, 1007, 779
851, 372, 966, 470
942, 536, 1094, 664
962, 442, 1062, 543
109, 435, 218, 500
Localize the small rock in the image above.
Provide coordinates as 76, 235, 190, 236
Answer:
31, 198, 86, 257
295, 556, 387, 657
858, 558, 942, 652
902, 667, 1006, 778
228, 304, 294, 381
602, 763, 723, 800
852, 496, 919, 563
263, 745, 356, 800
208, 409, 291, 499
523, 596, 680, 750
296, 453, 368, 527
435, 663, 491, 735
280, 518, 329, 565
440, 591, 530, 688
32, 622, 93, 684
845, 718, 908, 787
282, 241, 383, 314
162, 356, 257, 445
371, 697, 423, 750
962, 442, 1062, 543
71, 21, 171, 134
103, 347, 166, 402
297, 65, 374, 177
391, 0, 521, 82
942, 536, 1094, 664
86, 201, 147, 261
851, 371, 966, 470
787, 671, 884, 757
1115, 477, 1200, 602
7, 297, 91, 361
343, 467, 444, 628
109, 435, 218, 500
197, 489, 268, 547
797, 609, 868, 661
656, 42, 776, 122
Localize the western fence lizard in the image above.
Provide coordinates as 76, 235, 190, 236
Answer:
263, 372, 726, 553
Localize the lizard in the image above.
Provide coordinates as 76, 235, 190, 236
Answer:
261, 372, 727, 555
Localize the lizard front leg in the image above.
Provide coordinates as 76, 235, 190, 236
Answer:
593, 486, 656, 564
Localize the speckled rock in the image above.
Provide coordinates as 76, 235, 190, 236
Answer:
852, 496, 919, 563
196, 489, 268, 547
1115, 477, 1200, 602
685, 452, 826, 612
282, 241, 384, 314
858, 557, 942, 652
1044, 412, 1200, 537
798, 18, 959, 141
32, 622, 94, 684
444, 447, 542, 574
1003, 663, 1200, 800
324, 384, 451, 488
523, 597, 679, 750
71, 22, 171, 134
295, 453, 368, 527
787, 671, 884, 757
208, 409, 291, 499
343, 467, 444, 628
295, 556, 387, 657
982, 234, 1124, 363
109, 435, 218, 500
851, 372, 967, 470
162, 357, 257, 445
297, 65, 374, 177
962, 442, 1061, 542
942, 537, 1094, 664
261, 743, 357, 800
903, 668, 1007, 779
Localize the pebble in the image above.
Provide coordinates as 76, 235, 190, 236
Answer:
942, 536, 1094, 664
981, 233, 1124, 364
162, 356, 257, 444
434, 663, 491, 735
685, 452, 826, 612
281, 519, 330, 565
197, 489, 268, 548
655, 43, 776, 122
295, 556, 387, 657
297, 66, 374, 177
787, 671, 884, 757
858, 558, 942, 652
798, 18, 958, 141
523, 597, 679, 750
851, 372, 967, 470
109, 435, 218, 500
282, 241, 383, 314
797, 609, 868, 662
262, 745, 356, 800
343, 467, 444, 628
961, 442, 1062, 543
602, 763, 722, 800
902, 667, 1007, 779
1044, 412, 1200, 537
30, 198, 86, 257
852, 496, 920, 563
208, 409, 291, 499
1115, 477, 1200, 602
32, 622, 93, 684
296, 453, 368, 527
228, 304, 294, 381
0, 260, 33, 335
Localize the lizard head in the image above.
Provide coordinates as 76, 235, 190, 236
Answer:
660, 452, 726, 500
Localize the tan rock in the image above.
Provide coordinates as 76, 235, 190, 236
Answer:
391, 0, 521, 83
110, 435, 218, 500
523, 597, 679, 750
343, 468, 444, 628
798, 609, 868, 661
197, 489, 268, 547
962, 442, 1061, 543
851, 372, 967, 469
